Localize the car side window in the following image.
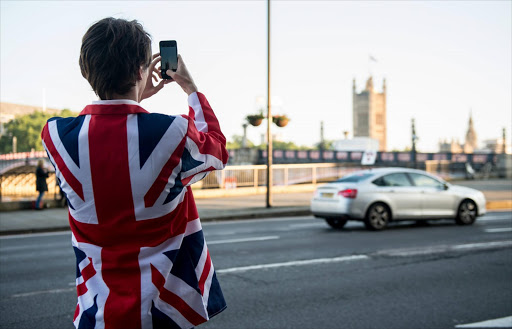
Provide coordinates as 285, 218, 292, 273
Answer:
408, 173, 443, 188
372, 173, 412, 187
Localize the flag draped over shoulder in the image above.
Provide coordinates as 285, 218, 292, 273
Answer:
41, 92, 228, 329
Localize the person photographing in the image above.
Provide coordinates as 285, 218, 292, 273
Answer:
41, 17, 228, 329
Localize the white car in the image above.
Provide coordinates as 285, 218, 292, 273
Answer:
310, 168, 486, 230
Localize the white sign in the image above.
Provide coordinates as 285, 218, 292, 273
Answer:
361, 151, 377, 165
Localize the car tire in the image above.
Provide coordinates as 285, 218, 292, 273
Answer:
364, 203, 390, 231
325, 218, 348, 229
455, 199, 477, 225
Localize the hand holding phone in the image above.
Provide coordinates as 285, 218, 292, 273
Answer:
159, 40, 178, 80
165, 55, 198, 96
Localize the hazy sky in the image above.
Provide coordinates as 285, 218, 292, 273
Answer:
1, 0, 510, 152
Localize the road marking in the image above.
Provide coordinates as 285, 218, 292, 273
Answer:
479, 215, 512, 222
0, 231, 71, 240
11, 287, 74, 298
377, 240, 512, 257
288, 223, 325, 228
455, 315, 512, 328
208, 236, 279, 245
217, 255, 368, 274
485, 228, 512, 233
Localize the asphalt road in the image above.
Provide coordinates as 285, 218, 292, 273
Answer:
1, 212, 511, 329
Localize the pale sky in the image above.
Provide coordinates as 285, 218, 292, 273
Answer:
1, 0, 511, 152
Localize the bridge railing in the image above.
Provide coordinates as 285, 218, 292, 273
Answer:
0, 163, 355, 201
196, 163, 361, 189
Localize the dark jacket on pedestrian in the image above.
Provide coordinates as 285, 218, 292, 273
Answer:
36, 166, 49, 192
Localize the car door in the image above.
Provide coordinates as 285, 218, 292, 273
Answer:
372, 173, 422, 219
407, 173, 457, 218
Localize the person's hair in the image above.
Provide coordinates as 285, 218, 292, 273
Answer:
37, 159, 44, 167
79, 17, 152, 99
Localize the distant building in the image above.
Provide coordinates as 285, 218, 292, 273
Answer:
353, 77, 387, 151
438, 112, 479, 153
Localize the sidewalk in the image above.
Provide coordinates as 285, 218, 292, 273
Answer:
1, 180, 510, 235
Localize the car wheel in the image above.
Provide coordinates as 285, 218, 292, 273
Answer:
364, 203, 390, 231
325, 218, 348, 229
455, 199, 477, 225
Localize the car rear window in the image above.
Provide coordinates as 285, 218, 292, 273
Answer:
334, 173, 374, 183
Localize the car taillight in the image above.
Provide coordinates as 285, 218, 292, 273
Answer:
338, 188, 357, 198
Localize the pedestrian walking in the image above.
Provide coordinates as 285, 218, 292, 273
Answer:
35, 159, 48, 210
41, 17, 228, 329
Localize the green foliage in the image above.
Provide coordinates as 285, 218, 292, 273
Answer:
227, 134, 254, 149
315, 139, 335, 150
0, 109, 75, 153
258, 140, 312, 151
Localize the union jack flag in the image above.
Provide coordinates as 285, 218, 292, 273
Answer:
41, 92, 228, 329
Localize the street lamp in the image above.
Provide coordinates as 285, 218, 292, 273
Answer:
266, 0, 272, 208
411, 118, 418, 168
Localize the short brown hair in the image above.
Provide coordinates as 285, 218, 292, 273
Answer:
79, 17, 152, 99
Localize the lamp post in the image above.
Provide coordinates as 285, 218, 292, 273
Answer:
411, 118, 418, 169
266, 0, 272, 208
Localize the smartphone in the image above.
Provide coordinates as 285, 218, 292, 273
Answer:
159, 40, 178, 80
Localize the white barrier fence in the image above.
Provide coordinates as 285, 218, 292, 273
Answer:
198, 163, 361, 189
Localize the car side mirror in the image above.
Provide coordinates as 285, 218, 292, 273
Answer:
443, 183, 449, 190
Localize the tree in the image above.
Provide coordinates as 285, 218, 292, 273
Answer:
226, 135, 254, 149
0, 109, 75, 153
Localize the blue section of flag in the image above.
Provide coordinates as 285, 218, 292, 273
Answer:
137, 113, 175, 169
78, 295, 98, 329
163, 249, 179, 264
56, 116, 85, 168
181, 148, 204, 172
207, 272, 227, 317
163, 173, 184, 205
73, 247, 87, 278
151, 301, 181, 329
167, 230, 205, 294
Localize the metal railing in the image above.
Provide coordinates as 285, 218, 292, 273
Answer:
197, 163, 360, 189
0, 163, 354, 200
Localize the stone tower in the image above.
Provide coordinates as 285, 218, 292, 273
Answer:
464, 111, 478, 153
352, 77, 387, 151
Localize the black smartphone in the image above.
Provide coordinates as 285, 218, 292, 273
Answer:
159, 40, 178, 80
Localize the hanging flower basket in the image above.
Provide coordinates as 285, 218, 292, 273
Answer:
246, 114, 265, 127
273, 115, 289, 127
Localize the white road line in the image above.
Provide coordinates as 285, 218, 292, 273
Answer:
288, 223, 325, 228
485, 228, 512, 233
479, 215, 512, 222
217, 255, 369, 274
455, 315, 512, 328
11, 287, 75, 298
208, 236, 279, 245
0, 231, 71, 240
378, 240, 512, 257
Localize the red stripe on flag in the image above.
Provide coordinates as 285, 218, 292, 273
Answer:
74, 304, 80, 321
69, 192, 192, 249
144, 137, 187, 208
198, 251, 211, 295
151, 265, 206, 326
77, 281, 88, 297
76, 258, 96, 296
41, 124, 84, 201
82, 258, 97, 280
88, 114, 141, 329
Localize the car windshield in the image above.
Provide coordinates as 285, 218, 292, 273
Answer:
333, 173, 374, 183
